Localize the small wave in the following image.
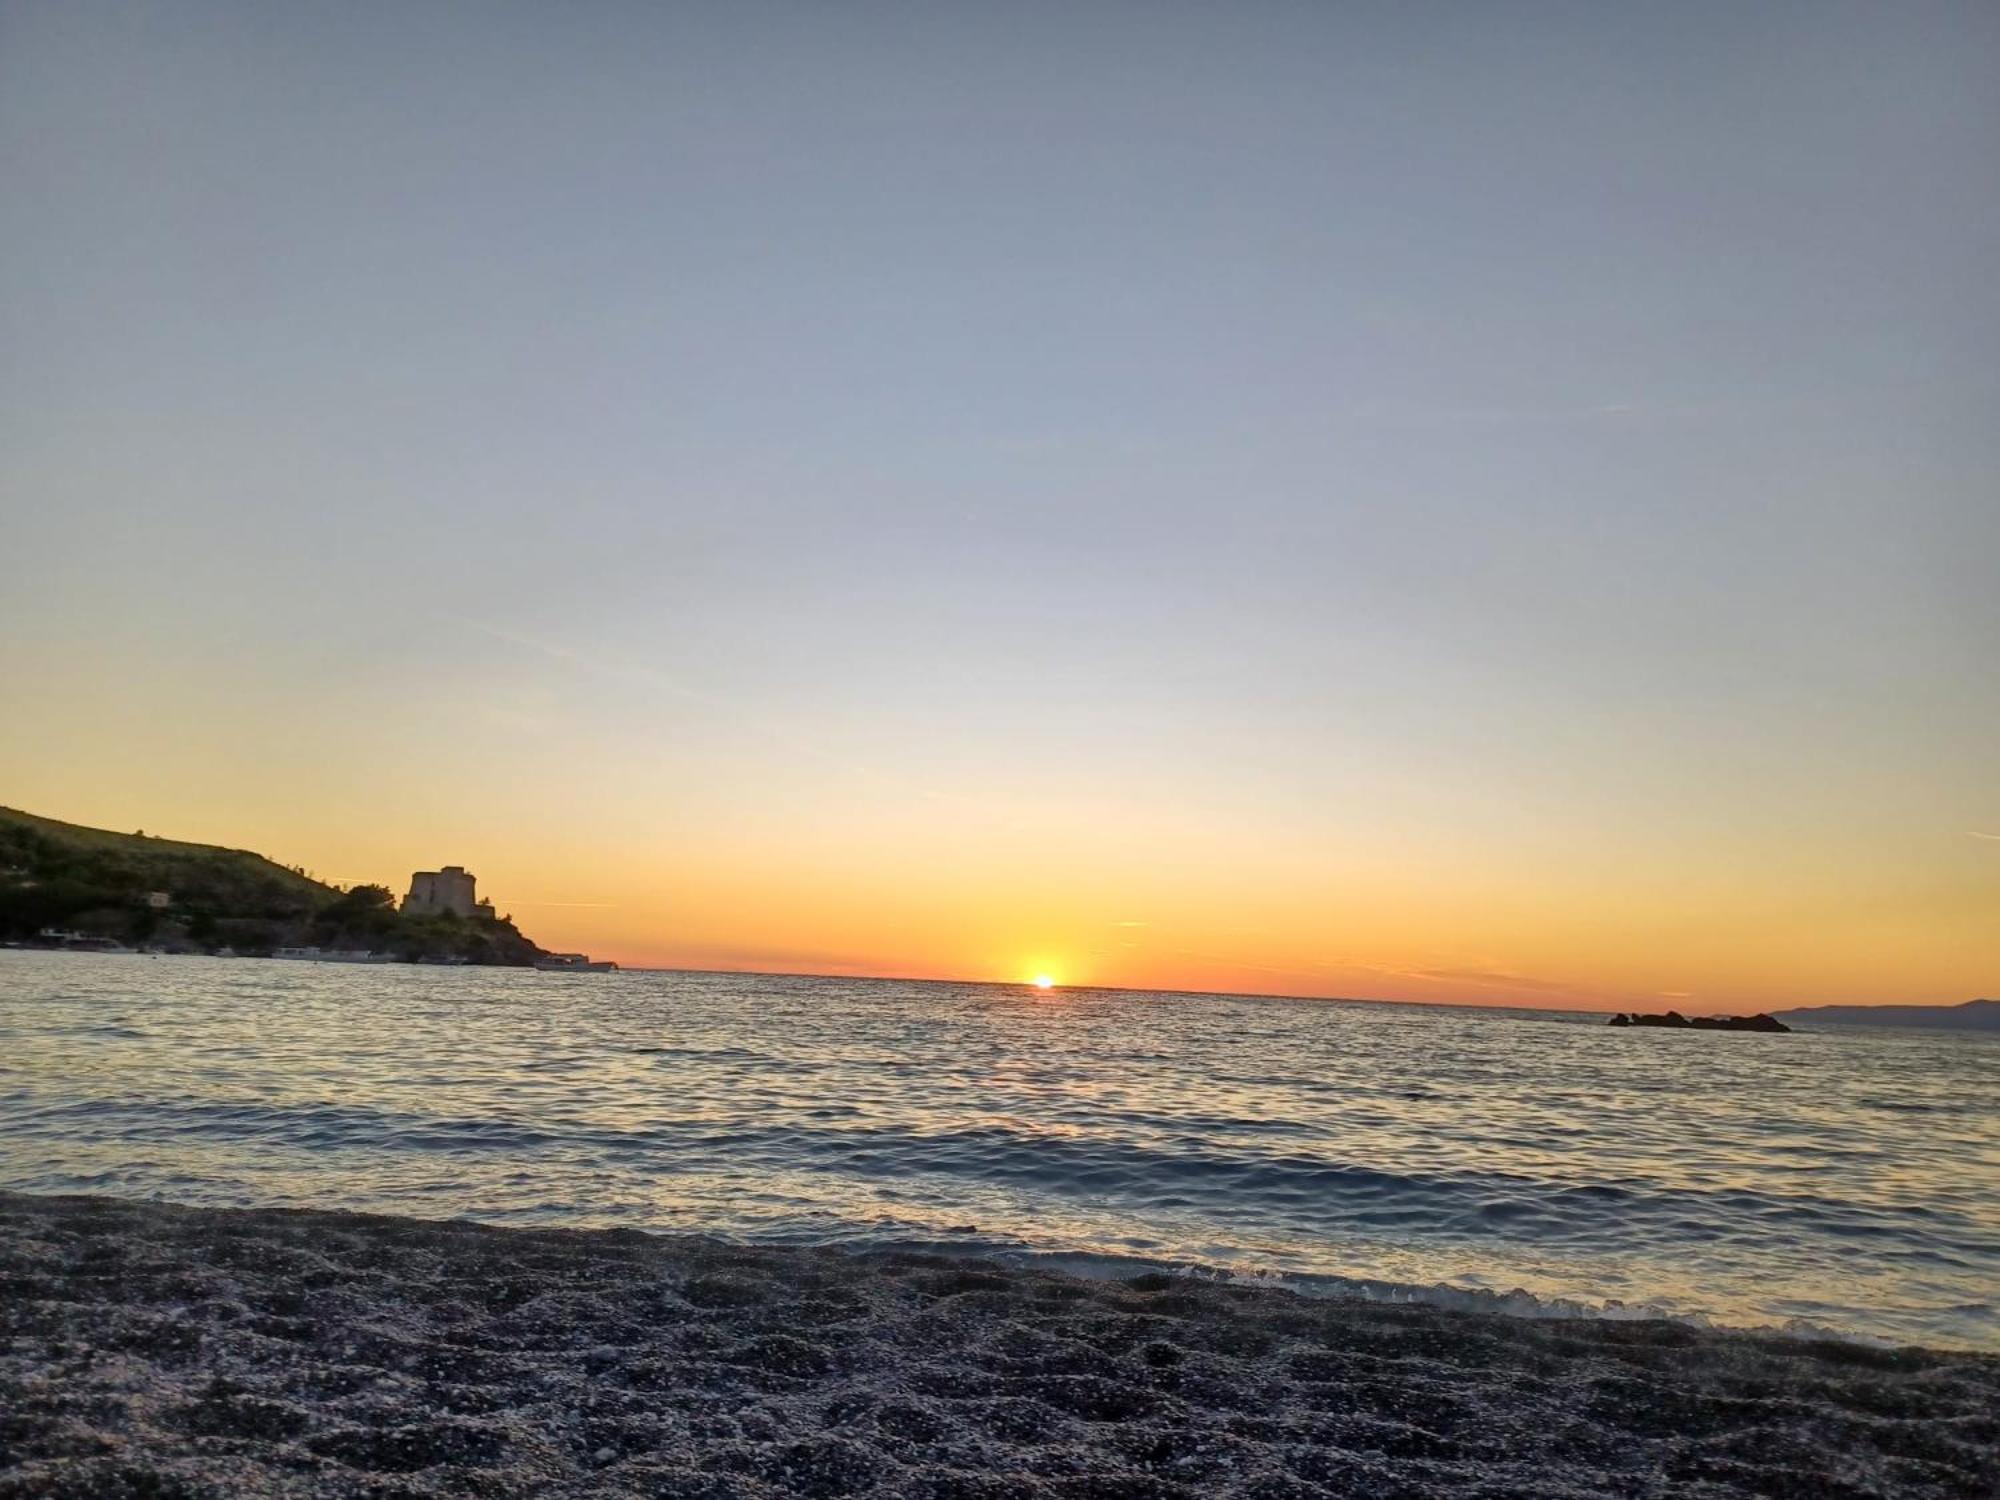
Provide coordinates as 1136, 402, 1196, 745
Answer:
13, 1098, 1991, 1264
803, 1232, 1902, 1348
4, 957, 1996, 1351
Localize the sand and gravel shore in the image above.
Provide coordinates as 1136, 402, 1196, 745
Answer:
1, 1192, 1993, 1499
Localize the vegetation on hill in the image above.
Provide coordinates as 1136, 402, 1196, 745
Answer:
0, 807, 548, 965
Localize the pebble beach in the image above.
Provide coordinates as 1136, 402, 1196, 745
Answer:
4, 1192, 1995, 1499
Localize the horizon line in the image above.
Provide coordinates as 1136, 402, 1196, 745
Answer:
588, 963, 1857, 1016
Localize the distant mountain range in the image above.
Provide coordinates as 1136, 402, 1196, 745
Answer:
1772, 998, 1998, 1032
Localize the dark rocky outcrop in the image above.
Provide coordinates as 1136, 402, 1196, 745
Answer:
1607, 1010, 1791, 1033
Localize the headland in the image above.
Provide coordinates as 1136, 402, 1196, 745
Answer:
0, 806, 549, 966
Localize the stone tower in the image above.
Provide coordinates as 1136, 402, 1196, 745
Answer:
402, 865, 478, 918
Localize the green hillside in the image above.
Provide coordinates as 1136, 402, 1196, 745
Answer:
0, 804, 332, 924
0, 807, 547, 964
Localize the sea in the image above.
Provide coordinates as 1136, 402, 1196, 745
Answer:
2, 952, 1995, 1350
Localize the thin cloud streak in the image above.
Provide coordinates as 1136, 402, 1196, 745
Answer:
446, 615, 954, 804
445, 616, 714, 706
1403, 967, 1583, 996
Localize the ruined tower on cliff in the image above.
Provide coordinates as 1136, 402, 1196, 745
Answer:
402, 865, 478, 918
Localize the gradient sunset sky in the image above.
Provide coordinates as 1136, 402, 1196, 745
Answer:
4, 3, 1995, 1008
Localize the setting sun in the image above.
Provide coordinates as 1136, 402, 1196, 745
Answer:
0, 7, 1994, 1490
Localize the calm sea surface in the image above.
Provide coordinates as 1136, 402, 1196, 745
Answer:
2, 952, 1995, 1348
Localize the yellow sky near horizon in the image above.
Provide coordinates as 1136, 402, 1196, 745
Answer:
10, 744, 1994, 1012
4, 7, 1996, 1013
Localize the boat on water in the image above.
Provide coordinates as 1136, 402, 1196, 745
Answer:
533, 952, 617, 973
272, 947, 394, 964
36, 929, 131, 953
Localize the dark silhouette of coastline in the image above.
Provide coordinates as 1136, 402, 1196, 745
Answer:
1772, 998, 1999, 1032
0, 806, 548, 965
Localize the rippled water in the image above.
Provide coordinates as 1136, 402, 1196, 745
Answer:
2, 952, 1995, 1348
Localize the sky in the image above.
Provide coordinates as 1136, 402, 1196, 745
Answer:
2, 2, 1995, 1009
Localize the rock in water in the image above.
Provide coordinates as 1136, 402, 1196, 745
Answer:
1607, 1011, 1791, 1033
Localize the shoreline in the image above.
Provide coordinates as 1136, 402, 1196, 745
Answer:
3, 1192, 1995, 1498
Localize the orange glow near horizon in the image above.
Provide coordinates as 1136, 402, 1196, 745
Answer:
1, 775, 1994, 1012
4, 8, 1995, 1022
6, 700, 1997, 1016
